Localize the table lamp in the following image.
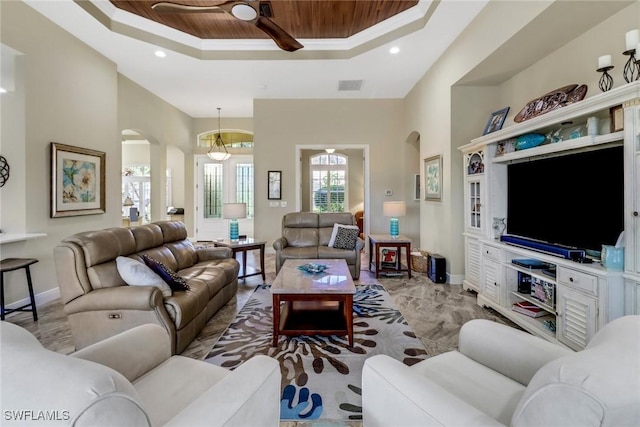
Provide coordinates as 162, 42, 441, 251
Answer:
223, 203, 247, 241
383, 201, 406, 238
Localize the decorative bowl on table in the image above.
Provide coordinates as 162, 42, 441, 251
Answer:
298, 263, 329, 274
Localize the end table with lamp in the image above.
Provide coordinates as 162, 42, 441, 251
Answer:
368, 234, 412, 278
213, 238, 266, 282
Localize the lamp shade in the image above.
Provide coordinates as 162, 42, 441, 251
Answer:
223, 203, 247, 219
383, 201, 406, 217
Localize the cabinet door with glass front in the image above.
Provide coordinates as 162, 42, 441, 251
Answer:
465, 151, 485, 234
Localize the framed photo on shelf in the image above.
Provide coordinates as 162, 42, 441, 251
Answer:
380, 248, 399, 269
610, 105, 624, 132
424, 155, 442, 201
483, 107, 510, 135
50, 142, 106, 218
268, 170, 282, 200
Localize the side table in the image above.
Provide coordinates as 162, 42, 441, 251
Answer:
368, 234, 412, 278
213, 238, 266, 281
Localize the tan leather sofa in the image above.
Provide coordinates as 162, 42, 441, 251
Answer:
54, 221, 239, 354
273, 212, 364, 279
1, 321, 281, 426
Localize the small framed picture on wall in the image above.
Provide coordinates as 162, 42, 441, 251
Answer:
268, 170, 282, 200
424, 155, 442, 202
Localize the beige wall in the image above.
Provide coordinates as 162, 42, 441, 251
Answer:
406, 0, 632, 283
253, 98, 418, 251
0, 2, 197, 307
299, 149, 364, 213
1, 1, 119, 303
117, 75, 193, 230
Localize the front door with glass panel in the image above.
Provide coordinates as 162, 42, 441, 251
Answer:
196, 156, 254, 241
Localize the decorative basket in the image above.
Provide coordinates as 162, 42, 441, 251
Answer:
411, 250, 429, 273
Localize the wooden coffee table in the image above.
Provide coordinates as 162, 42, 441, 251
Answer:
271, 259, 356, 347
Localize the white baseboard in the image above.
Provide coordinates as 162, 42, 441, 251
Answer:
447, 273, 464, 285
5, 287, 60, 310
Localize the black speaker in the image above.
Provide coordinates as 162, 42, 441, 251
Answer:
427, 254, 446, 283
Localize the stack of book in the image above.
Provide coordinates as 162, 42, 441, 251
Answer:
512, 301, 546, 318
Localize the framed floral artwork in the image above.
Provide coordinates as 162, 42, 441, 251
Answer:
51, 142, 106, 218
424, 154, 442, 201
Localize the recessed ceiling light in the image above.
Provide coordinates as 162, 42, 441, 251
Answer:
155, 50, 166, 58
389, 46, 400, 54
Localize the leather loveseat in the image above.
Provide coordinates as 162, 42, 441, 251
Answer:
1, 321, 281, 426
54, 221, 239, 354
273, 212, 364, 279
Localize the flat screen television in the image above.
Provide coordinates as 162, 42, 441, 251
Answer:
506, 145, 624, 255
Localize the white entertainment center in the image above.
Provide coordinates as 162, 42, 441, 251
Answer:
459, 81, 640, 351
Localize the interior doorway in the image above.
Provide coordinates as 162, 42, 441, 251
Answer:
295, 145, 369, 240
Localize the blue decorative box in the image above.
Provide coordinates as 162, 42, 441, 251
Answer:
514, 134, 546, 150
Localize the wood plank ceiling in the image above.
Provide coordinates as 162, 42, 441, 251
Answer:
110, 0, 419, 40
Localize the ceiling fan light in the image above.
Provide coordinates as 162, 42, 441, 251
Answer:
231, 4, 257, 21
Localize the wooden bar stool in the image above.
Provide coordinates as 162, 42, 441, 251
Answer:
0, 258, 38, 321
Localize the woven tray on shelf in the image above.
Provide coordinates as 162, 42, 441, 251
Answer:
411, 249, 429, 273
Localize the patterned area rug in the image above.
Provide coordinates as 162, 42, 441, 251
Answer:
205, 283, 428, 422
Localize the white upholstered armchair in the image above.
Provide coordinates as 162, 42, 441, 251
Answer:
362, 316, 640, 427
1, 322, 281, 426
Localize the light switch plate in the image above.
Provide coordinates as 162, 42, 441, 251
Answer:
269, 201, 279, 207
280, 201, 287, 207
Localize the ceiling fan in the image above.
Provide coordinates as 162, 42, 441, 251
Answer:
151, 1, 303, 52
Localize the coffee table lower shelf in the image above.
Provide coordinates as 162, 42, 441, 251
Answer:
272, 295, 353, 347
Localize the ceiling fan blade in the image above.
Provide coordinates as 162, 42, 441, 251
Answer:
151, 2, 226, 14
255, 16, 303, 52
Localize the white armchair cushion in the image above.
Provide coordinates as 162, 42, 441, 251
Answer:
512, 315, 640, 427
134, 355, 230, 426
458, 319, 572, 385
1, 322, 150, 427
363, 355, 504, 427
414, 352, 526, 425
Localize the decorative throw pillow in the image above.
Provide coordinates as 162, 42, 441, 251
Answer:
115, 256, 173, 297
332, 226, 359, 250
141, 254, 190, 292
328, 223, 360, 247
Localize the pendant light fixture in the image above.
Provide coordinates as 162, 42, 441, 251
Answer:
207, 107, 231, 161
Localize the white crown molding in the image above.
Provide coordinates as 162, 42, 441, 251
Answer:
71, 0, 438, 59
